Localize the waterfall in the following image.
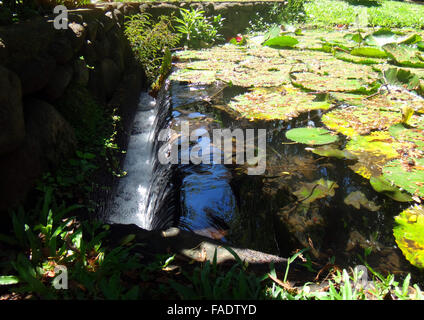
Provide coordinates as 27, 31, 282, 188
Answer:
106, 82, 176, 230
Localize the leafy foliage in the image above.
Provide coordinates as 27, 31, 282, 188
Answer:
124, 13, 181, 83
174, 8, 224, 49
393, 205, 424, 269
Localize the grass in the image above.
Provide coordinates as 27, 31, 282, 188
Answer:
305, 0, 424, 29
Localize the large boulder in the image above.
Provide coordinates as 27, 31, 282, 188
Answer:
72, 58, 90, 86
0, 66, 25, 155
16, 55, 56, 95
24, 98, 77, 167
48, 37, 74, 65
42, 64, 74, 101
89, 58, 121, 101
0, 99, 76, 212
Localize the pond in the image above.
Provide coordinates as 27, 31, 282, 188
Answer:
108, 27, 424, 280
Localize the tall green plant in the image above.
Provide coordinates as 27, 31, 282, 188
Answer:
174, 8, 224, 49
124, 13, 181, 83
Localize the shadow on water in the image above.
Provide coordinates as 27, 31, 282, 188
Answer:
167, 80, 421, 280
105, 77, 423, 282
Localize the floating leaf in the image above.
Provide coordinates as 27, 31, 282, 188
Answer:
384, 67, 421, 90
228, 85, 330, 121
293, 178, 338, 204
399, 34, 422, 46
322, 106, 400, 137
344, 32, 363, 44
334, 52, 384, 65
262, 35, 299, 48
364, 29, 400, 47
383, 43, 424, 68
344, 191, 380, 211
393, 204, 424, 269
370, 176, 413, 202
350, 47, 388, 59
345, 131, 403, 178
383, 158, 424, 197
389, 123, 424, 148
306, 146, 358, 160
285, 127, 339, 146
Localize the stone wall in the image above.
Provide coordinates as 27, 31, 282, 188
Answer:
0, 5, 144, 212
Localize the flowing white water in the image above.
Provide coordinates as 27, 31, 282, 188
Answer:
107, 92, 158, 230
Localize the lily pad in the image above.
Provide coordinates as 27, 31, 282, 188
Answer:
345, 131, 402, 178
293, 178, 338, 204
306, 146, 358, 160
383, 43, 424, 68
384, 68, 421, 91
350, 47, 388, 59
228, 86, 331, 121
334, 52, 385, 65
389, 123, 424, 148
322, 106, 401, 137
364, 29, 400, 47
262, 35, 299, 48
344, 191, 380, 211
393, 204, 424, 269
370, 175, 413, 202
285, 127, 339, 146
383, 158, 424, 197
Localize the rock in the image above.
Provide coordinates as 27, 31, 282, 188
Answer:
95, 36, 111, 60
66, 22, 86, 53
82, 40, 98, 65
42, 64, 74, 101
111, 49, 125, 73
24, 98, 77, 168
0, 39, 7, 62
72, 58, 90, 86
87, 20, 99, 42
113, 9, 124, 26
101, 58, 121, 99
0, 66, 25, 155
89, 58, 121, 101
48, 37, 74, 65
17, 55, 56, 95
103, 11, 116, 32
0, 98, 76, 212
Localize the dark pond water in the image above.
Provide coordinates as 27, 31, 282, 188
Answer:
107, 76, 422, 282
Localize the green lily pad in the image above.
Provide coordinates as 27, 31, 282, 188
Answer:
228, 86, 331, 121
334, 52, 385, 65
389, 123, 424, 148
169, 69, 217, 84
393, 204, 424, 269
322, 106, 401, 137
306, 146, 358, 160
399, 34, 422, 46
370, 175, 413, 202
364, 29, 400, 47
345, 131, 402, 179
383, 43, 424, 68
344, 191, 381, 211
286, 127, 339, 146
384, 68, 421, 91
291, 71, 379, 93
350, 47, 388, 59
262, 35, 299, 48
293, 178, 338, 204
383, 158, 424, 197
